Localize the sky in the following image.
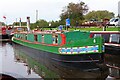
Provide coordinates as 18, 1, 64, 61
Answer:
0, 0, 120, 25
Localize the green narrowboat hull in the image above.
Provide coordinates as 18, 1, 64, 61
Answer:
12, 36, 104, 55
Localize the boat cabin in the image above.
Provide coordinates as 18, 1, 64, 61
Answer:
90, 31, 120, 44
13, 30, 92, 46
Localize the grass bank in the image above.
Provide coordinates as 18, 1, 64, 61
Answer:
69, 27, 120, 31
44, 26, 120, 31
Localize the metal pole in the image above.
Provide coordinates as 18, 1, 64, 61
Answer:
20, 18, 21, 27
36, 10, 38, 22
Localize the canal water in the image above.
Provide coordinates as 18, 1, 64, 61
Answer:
0, 42, 41, 79
0, 42, 120, 80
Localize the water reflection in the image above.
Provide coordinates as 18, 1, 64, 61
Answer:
105, 54, 120, 79
0, 42, 41, 79
13, 47, 60, 79
0, 42, 3, 74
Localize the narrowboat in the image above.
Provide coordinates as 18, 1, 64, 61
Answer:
90, 31, 120, 55
12, 30, 109, 79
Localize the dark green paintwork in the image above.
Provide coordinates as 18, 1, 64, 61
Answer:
44, 34, 53, 44
64, 31, 90, 44
13, 31, 104, 55
37, 34, 42, 42
27, 34, 34, 42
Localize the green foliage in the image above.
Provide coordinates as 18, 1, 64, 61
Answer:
84, 10, 115, 21
68, 27, 119, 31
0, 22, 5, 26
60, 1, 89, 26
30, 19, 48, 29
30, 20, 62, 30
30, 23, 38, 30
49, 20, 61, 28
36, 19, 48, 28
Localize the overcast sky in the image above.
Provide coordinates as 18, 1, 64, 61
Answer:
0, 0, 120, 24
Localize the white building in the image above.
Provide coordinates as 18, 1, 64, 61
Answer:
118, 1, 120, 17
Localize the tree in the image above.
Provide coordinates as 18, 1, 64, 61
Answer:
84, 10, 115, 21
60, 1, 89, 26
36, 19, 48, 28
30, 23, 37, 30
50, 20, 61, 28
0, 22, 5, 26
30, 19, 62, 30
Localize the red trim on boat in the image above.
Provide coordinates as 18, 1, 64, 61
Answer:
89, 33, 93, 38
60, 34, 66, 45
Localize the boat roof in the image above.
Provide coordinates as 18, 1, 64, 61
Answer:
90, 31, 120, 34
14, 30, 90, 35
15, 30, 68, 34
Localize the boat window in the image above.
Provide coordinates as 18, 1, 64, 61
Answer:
102, 34, 110, 43
18, 34, 20, 38
15, 34, 17, 38
34, 34, 38, 42
19, 35, 22, 39
94, 34, 101, 38
53, 35, 58, 44
25, 34, 27, 40
18, 35, 20, 38
42, 35, 44, 43
21, 34, 22, 39
20, 34, 23, 39
55, 35, 58, 44
109, 34, 120, 43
